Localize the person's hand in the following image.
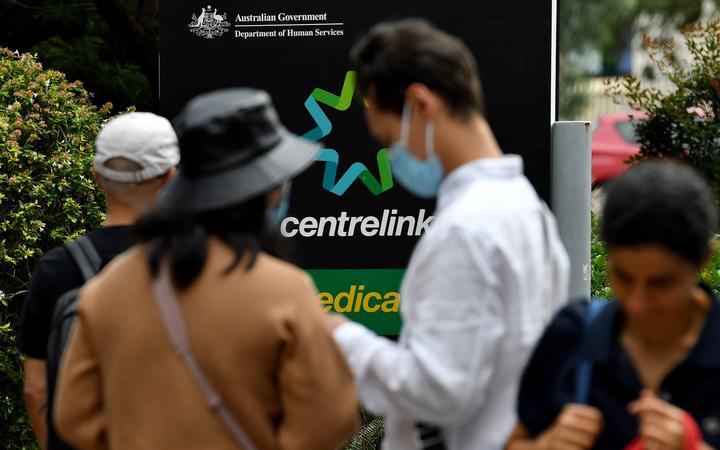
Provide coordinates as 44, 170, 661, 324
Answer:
535, 404, 604, 450
628, 390, 686, 450
324, 312, 348, 333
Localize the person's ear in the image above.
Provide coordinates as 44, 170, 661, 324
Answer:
405, 83, 442, 121
160, 166, 176, 186
266, 185, 283, 208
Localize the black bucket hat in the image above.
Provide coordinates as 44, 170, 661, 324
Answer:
158, 88, 320, 212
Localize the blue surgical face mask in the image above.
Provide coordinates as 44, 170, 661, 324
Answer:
388, 103, 444, 198
266, 182, 291, 228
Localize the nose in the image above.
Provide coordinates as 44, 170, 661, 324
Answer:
623, 284, 654, 315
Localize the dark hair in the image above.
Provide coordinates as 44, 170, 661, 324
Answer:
601, 160, 718, 264
134, 195, 289, 289
350, 18, 484, 118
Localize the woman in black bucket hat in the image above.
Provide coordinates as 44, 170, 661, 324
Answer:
53, 88, 359, 450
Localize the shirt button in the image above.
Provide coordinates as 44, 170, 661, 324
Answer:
703, 417, 720, 436
658, 391, 672, 402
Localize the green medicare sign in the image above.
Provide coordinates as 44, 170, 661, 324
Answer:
160, 1, 555, 335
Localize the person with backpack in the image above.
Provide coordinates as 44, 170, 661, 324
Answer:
506, 160, 720, 450
17, 112, 180, 450
53, 88, 359, 450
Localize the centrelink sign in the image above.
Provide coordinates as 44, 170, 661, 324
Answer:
160, 0, 556, 334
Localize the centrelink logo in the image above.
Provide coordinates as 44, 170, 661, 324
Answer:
301, 71, 393, 196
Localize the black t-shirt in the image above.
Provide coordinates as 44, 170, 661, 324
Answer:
517, 287, 720, 449
17, 226, 134, 359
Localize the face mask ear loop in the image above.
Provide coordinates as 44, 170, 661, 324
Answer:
400, 102, 411, 147
282, 180, 292, 197
425, 119, 435, 160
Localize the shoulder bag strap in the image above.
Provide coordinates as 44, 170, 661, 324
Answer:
151, 265, 257, 450
573, 300, 606, 404
65, 236, 102, 281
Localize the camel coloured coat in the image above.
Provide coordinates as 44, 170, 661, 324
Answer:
55, 239, 358, 450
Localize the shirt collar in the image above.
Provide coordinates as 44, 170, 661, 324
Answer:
684, 283, 720, 368
586, 284, 720, 369
437, 155, 523, 211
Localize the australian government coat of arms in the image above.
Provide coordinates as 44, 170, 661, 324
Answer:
189, 5, 230, 39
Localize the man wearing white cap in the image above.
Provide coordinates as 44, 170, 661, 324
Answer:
17, 112, 179, 450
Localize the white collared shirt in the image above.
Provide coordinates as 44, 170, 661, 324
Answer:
333, 155, 570, 450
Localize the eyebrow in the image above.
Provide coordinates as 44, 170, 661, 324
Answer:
612, 266, 677, 283
612, 266, 632, 279
647, 273, 676, 283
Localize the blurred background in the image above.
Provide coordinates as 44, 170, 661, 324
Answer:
2, 0, 719, 185
2, 2, 720, 448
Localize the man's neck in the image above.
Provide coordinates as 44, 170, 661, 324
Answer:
103, 203, 141, 227
435, 115, 503, 175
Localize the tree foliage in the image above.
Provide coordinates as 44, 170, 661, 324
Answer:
0, 0, 158, 111
560, 0, 710, 64
609, 20, 720, 197
0, 48, 112, 448
558, 0, 716, 119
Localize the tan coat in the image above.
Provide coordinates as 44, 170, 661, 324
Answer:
55, 239, 358, 450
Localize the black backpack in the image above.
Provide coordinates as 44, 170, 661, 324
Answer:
46, 236, 101, 450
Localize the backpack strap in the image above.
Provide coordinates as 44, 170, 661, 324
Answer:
151, 264, 257, 450
64, 236, 102, 281
573, 300, 606, 404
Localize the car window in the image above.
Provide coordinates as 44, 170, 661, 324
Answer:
615, 121, 639, 144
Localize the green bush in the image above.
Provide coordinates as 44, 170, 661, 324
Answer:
591, 213, 612, 299
0, 48, 111, 449
700, 242, 720, 296
591, 213, 720, 299
609, 20, 720, 198
343, 411, 383, 450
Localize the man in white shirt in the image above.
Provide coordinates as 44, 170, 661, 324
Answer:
326, 19, 570, 449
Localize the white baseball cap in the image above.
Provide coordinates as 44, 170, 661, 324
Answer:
94, 112, 180, 183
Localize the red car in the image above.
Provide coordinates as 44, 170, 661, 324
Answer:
592, 112, 644, 185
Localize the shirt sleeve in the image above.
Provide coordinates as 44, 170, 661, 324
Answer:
53, 302, 108, 450
17, 248, 76, 359
333, 225, 506, 426
277, 275, 359, 450
516, 302, 586, 436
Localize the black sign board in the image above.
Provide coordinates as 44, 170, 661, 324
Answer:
160, 0, 555, 334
